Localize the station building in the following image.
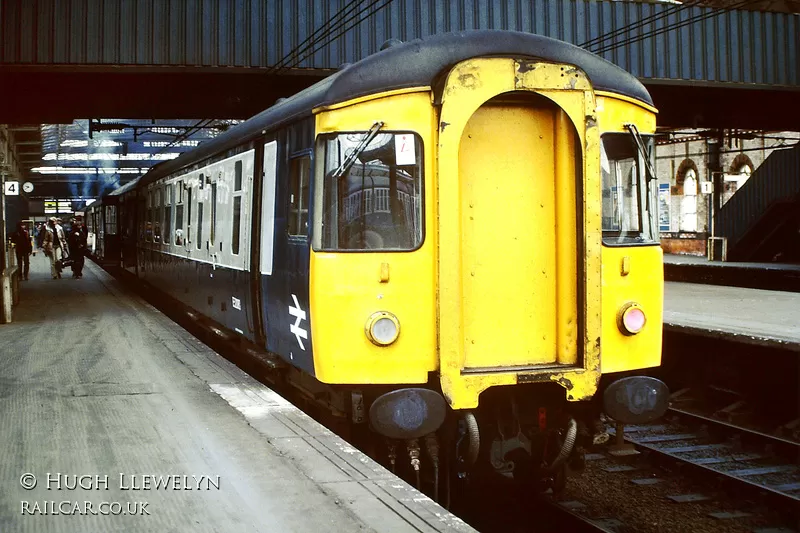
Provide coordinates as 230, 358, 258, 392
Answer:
656, 129, 800, 256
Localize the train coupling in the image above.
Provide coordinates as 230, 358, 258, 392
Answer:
603, 376, 669, 424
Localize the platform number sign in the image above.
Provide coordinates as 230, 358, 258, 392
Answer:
394, 134, 416, 166
4, 181, 20, 196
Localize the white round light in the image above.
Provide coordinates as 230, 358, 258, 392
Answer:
366, 312, 400, 346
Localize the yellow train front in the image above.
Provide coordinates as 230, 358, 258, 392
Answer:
306, 31, 668, 488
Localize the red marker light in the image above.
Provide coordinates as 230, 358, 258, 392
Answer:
619, 304, 646, 335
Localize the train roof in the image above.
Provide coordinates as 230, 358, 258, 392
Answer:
108, 176, 141, 196
139, 30, 652, 188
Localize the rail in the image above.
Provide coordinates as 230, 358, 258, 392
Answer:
610, 408, 800, 512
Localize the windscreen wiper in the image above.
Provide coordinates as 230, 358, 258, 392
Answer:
624, 123, 656, 182
625, 123, 658, 236
332, 121, 385, 180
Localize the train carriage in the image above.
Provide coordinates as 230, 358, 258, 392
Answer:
115, 30, 668, 491
86, 180, 138, 267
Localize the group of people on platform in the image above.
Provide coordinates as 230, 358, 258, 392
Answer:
9, 217, 87, 281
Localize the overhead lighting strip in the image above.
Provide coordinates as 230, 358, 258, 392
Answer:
31, 166, 147, 174
42, 152, 180, 162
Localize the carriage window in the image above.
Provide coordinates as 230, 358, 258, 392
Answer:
601, 133, 657, 245
196, 201, 204, 250
164, 185, 172, 245
210, 182, 217, 245
154, 188, 162, 243
232, 196, 241, 255
105, 205, 117, 235
288, 156, 310, 236
186, 187, 193, 245
175, 204, 184, 245
314, 132, 424, 251
234, 161, 243, 191
145, 194, 153, 242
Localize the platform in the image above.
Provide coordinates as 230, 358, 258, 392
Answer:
664, 281, 800, 351
664, 253, 800, 292
0, 256, 475, 533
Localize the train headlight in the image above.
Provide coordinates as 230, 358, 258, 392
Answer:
365, 311, 400, 346
618, 303, 646, 335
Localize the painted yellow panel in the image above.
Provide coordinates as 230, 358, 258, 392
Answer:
311, 251, 437, 383
600, 245, 664, 373
311, 91, 439, 384
437, 58, 601, 409
596, 94, 662, 374
554, 110, 579, 366
596, 95, 657, 134
459, 104, 563, 368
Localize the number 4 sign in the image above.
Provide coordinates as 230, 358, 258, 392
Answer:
394, 134, 416, 166
4, 181, 19, 196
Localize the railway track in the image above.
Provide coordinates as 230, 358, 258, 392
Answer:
452, 485, 626, 533
545, 499, 626, 533
610, 406, 800, 512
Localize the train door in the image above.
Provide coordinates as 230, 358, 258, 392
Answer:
456, 96, 581, 370
123, 191, 140, 275
258, 121, 315, 374
437, 58, 600, 409
136, 192, 146, 277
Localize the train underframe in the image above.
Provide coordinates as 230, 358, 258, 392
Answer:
280, 367, 604, 502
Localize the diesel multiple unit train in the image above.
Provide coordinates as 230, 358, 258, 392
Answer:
87, 30, 668, 494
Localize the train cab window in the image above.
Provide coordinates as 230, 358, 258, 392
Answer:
288, 156, 310, 237
601, 133, 657, 245
314, 132, 424, 251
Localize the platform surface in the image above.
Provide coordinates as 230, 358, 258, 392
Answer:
664, 253, 800, 271
0, 256, 474, 533
663, 253, 800, 293
664, 281, 800, 350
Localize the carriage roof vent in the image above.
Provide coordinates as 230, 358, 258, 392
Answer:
380, 38, 403, 51
275, 97, 287, 105
338, 62, 352, 71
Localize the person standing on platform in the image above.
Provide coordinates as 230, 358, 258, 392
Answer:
79, 218, 88, 245
10, 221, 32, 281
67, 218, 86, 278
43, 217, 68, 279
35, 222, 45, 251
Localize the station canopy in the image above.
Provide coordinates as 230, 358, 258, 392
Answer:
26, 118, 240, 202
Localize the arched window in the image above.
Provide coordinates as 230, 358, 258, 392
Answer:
723, 154, 754, 205
680, 168, 697, 232
684, 169, 697, 196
